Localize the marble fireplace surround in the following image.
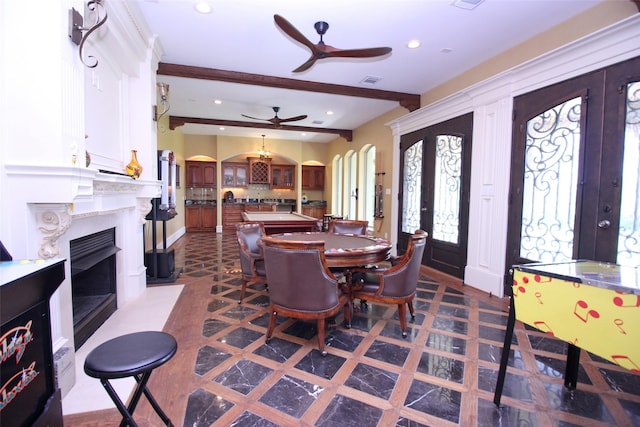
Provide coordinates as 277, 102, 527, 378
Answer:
7, 164, 160, 397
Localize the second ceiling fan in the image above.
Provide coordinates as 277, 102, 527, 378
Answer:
274, 14, 392, 73
241, 106, 307, 128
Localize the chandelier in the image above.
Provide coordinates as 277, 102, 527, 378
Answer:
259, 134, 270, 160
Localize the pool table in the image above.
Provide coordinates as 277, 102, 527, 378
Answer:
241, 211, 320, 235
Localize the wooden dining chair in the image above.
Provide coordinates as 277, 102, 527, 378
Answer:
327, 219, 369, 235
235, 222, 268, 304
260, 236, 352, 356
350, 230, 427, 337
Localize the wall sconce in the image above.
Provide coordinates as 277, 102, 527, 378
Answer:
259, 134, 270, 160
68, 0, 108, 68
154, 82, 170, 122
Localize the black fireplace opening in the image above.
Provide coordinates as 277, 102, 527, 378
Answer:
70, 228, 120, 350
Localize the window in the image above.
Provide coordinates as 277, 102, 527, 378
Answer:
345, 150, 357, 219
361, 145, 376, 227
331, 155, 343, 217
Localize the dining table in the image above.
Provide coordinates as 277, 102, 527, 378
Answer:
266, 232, 392, 268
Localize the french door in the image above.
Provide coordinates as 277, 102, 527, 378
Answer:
398, 113, 473, 278
505, 56, 640, 290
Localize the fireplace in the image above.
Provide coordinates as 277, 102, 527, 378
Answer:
70, 228, 120, 350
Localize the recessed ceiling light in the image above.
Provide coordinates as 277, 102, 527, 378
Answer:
407, 40, 421, 49
360, 75, 382, 85
301, 133, 306, 136
326, 110, 334, 115
218, 127, 225, 130
213, 99, 222, 105
194, 2, 212, 14
451, 0, 485, 10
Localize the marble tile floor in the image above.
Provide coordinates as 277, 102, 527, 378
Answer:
63, 232, 640, 427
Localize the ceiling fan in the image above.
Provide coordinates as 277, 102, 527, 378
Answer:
241, 106, 308, 128
274, 14, 392, 73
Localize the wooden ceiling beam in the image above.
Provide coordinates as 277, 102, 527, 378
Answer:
158, 63, 421, 112
169, 116, 353, 141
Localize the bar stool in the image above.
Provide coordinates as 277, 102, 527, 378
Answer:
84, 331, 177, 427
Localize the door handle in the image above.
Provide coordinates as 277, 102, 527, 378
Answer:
598, 220, 611, 229
421, 208, 427, 212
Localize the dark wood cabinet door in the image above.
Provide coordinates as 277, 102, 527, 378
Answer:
302, 166, 324, 190
202, 163, 216, 187
201, 207, 217, 230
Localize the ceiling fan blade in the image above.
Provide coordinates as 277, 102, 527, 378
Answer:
327, 46, 392, 59
274, 14, 316, 51
292, 56, 319, 73
241, 114, 269, 121
277, 114, 308, 123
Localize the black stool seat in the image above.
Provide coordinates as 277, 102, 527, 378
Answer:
85, 331, 177, 378
84, 331, 177, 427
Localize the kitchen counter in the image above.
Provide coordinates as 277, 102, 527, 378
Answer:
185, 200, 217, 206
302, 200, 327, 206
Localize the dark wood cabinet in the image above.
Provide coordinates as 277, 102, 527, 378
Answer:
222, 204, 244, 231
186, 161, 216, 188
248, 158, 271, 184
185, 206, 217, 232
244, 204, 276, 212
302, 166, 325, 190
302, 205, 327, 219
222, 163, 247, 188
271, 165, 295, 189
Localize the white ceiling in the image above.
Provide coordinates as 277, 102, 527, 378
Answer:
133, 0, 604, 142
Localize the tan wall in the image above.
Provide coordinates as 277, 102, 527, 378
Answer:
182, 134, 218, 160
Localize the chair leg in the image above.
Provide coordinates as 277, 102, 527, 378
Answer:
132, 372, 174, 426
407, 299, 415, 319
316, 318, 327, 356
266, 310, 277, 343
238, 279, 247, 304
100, 379, 138, 427
398, 303, 408, 338
343, 302, 352, 329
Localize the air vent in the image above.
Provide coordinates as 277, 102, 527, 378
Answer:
451, 0, 485, 10
360, 75, 382, 85
312, 120, 324, 125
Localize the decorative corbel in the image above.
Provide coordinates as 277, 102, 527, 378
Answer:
37, 205, 73, 259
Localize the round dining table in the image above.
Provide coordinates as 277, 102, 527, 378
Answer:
267, 232, 391, 268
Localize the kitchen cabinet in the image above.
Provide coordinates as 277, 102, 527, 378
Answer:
186, 161, 216, 188
271, 165, 295, 189
248, 157, 271, 184
222, 204, 244, 231
244, 204, 276, 212
222, 163, 247, 188
185, 206, 217, 232
302, 166, 325, 190
302, 205, 327, 219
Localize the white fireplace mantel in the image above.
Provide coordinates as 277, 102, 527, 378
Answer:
5, 163, 161, 259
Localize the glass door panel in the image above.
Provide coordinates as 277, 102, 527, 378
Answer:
520, 97, 582, 262
433, 135, 462, 244
617, 81, 640, 266
402, 140, 422, 234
